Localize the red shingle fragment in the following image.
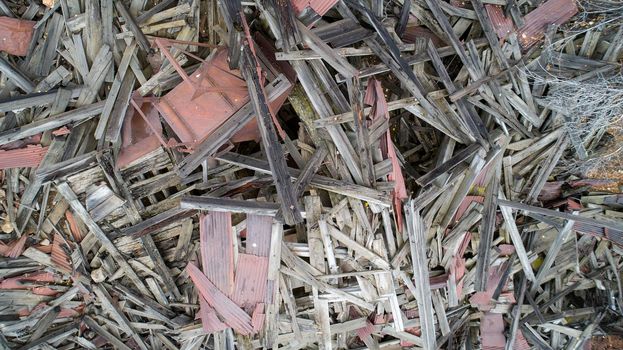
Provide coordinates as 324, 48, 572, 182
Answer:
364, 79, 408, 232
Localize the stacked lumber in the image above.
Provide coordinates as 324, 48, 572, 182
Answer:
0, 0, 622, 349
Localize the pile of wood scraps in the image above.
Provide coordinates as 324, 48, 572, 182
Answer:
0, 0, 622, 349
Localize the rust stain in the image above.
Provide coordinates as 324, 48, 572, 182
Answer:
0, 145, 48, 169
0, 17, 35, 56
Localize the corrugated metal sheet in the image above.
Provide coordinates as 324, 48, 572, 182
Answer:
485, 5, 514, 40
186, 262, 254, 335
245, 214, 273, 257
232, 254, 269, 310
480, 313, 505, 350
291, 0, 338, 17
517, 0, 578, 48
0, 17, 35, 56
0, 234, 28, 258
199, 296, 228, 333
514, 330, 532, 350
574, 222, 623, 246
199, 212, 234, 296
355, 321, 376, 340
251, 303, 265, 333
0, 145, 48, 169
158, 48, 260, 145
65, 211, 83, 242
51, 233, 72, 272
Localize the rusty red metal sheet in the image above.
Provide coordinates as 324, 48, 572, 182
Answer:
0, 145, 48, 169
199, 212, 235, 296
485, 5, 514, 40
199, 296, 228, 333
0, 17, 35, 56
480, 313, 506, 350
158, 48, 261, 146
0, 234, 28, 258
245, 214, 273, 257
186, 262, 254, 335
231, 254, 269, 310
401, 26, 444, 47
355, 320, 376, 341
117, 102, 163, 169
65, 211, 84, 242
51, 233, 72, 272
291, 0, 338, 17
517, 0, 578, 48
365, 79, 407, 232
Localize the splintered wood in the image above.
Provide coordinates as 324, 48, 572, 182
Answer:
0, 0, 623, 349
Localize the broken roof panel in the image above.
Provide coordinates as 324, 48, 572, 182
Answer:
0, 145, 48, 169
517, 0, 578, 48
485, 4, 514, 41
231, 253, 269, 310
245, 214, 273, 257
199, 212, 235, 296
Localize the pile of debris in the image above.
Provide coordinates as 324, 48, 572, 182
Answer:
0, 0, 622, 349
